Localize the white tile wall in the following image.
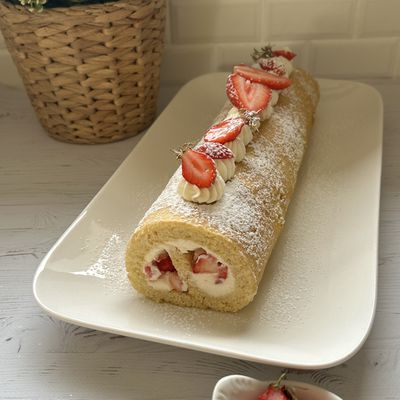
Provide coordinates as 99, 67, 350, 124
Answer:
310, 38, 398, 77
160, 0, 400, 84
266, 0, 355, 40
216, 41, 309, 71
360, 0, 400, 37
2, 0, 400, 88
169, 0, 262, 44
160, 45, 216, 84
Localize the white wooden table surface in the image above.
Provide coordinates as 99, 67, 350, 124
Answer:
0, 79, 399, 400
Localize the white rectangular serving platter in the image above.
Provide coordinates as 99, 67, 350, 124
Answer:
33, 73, 383, 369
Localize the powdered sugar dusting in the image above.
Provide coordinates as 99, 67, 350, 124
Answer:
136, 70, 318, 277
195, 141, 234, 159
296, 70, 319, 109
146, 171, 263, 260
75, 226, 132, 295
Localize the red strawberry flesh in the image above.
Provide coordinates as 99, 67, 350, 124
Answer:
155, 250, 169, 262
226, 73, 271, 112
144, 265, 153, 278
155, 252, 176, 272
259, 58, 286, 76
193, 253, 219, 273
204, 118, 244, 144
272, 49, 296, 60
234, 65, 291, 90
182, 149, 216, 188
168, 271, 185, 292
193, 253, 229, 283
217, 265, 228, 280
195, 141, 234, 159
258, 386, 289, 400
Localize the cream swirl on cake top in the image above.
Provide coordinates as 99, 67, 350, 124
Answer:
224, 108, 255, 143
195, 142, 236, 181
178, 173, 225, 204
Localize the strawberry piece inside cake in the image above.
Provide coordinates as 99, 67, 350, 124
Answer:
144, 250, 188, 292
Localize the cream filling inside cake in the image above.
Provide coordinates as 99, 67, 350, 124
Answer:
143, 240, 235, 297
190, 268, 235, 297
148, 272, 180, 291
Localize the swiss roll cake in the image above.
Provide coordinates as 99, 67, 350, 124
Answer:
126, 46, 319, 312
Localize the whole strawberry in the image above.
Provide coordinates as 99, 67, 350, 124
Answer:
258, 373, 297, 400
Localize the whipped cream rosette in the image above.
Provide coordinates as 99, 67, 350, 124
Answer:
195, 142, 236, 182
177, 148, 225, 204
126, 46, 320, 312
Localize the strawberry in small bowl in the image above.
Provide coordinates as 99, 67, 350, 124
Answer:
212, 373, 342, 400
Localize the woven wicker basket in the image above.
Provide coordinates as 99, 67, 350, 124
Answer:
0, 0, 165, 144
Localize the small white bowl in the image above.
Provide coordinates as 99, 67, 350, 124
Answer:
212, 375, 343, 400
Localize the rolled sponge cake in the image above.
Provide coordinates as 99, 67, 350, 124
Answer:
125, 69, 319, 312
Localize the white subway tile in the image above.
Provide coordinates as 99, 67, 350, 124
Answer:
360, 0, 400, 37
266, 0, 354, 40
216, 42, 308, 71
216, 44, 261, 71
310, 38, 397, 77
169, 0, 262, 44
160, 45, 216, 84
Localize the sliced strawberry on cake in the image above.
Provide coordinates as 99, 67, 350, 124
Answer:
195, 142, 235, 181
233, 65, 291, 90
226, 73, 272, 112
181, 148, 216, 189
258, 58, 286, 76
252, 45, 296, 78
252, 45, 296, 62
272, 48, 297, 61
204, 118, 244, 143
177, 148, 225, 204
204, 117, 251, 162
